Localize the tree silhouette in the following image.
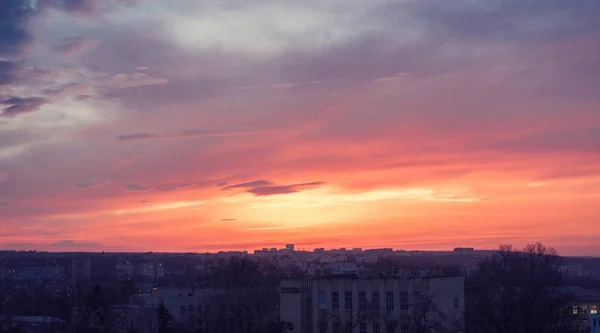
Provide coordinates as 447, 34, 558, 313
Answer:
468, 243, 582, 333
156, 300, 173, 333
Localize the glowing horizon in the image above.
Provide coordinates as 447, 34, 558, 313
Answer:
1, 0, 599, 256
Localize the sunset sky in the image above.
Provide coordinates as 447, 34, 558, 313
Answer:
1, 0, 599, 255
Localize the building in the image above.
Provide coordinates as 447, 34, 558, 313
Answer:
70, 258, 91, 283
115, 260, 134, 280
280, 275, 464, 333
130, 287, 213, 328
1, 316, 65, 333
591, 313, 600, 333
287, 244, 295, 251
137, 262, 165, 280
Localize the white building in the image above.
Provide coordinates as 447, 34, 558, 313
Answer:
280, 275, 464, 333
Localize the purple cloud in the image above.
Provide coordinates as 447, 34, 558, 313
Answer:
222, 180, 274, 190
247, 182, 325, 196
124, 184, 151, 191
1, 96, 48, 117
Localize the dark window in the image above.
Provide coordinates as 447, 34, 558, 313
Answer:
400, 291, 408, 311
359, 291, 366, 310
372, 291, 380, 310
319, 291, 327, 309
332, 291, 340, 310
373, 322, 380, 333
333, 321, 341, 333
346, 291, 353, 310
413, 291, 422, 306
454, 297, 459, 309
386, 291, 394, 311
400, 323, 409, 333
359, 322, 367, 333
320, 321, 328, 333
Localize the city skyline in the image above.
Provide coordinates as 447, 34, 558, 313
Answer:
1, 0, 600, 256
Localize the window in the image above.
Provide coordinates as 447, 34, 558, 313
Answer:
346, 322, 352, 333
320, 321, 328, 333
359, 291, 366, 310
400, 323, 409, 333
332, 291, 340, 310
359, 322, 367, 333
413, 291, 422, 306
400, 291, 408, 311
372, 291, 380, 310
346, 291, 353, 310
454, 297, 459, 309
591, 305, 598, 314
572, 305, 578, 315
594, 319, 597, 328
373, 322, 381, 333
333, 321, 341, 333
385, 291, 394, 311
319, 291, 327, 310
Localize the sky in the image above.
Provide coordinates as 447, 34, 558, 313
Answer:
0, 0, 599, 255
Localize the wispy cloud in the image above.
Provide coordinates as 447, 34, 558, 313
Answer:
116, 129, 273, 142
124, 184, 151, 192
74, 178, 110, 188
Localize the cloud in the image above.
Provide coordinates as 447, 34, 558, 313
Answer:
220, 218, 236, 221
49, 240, 102, 248
124, 183, 151, 191
42, 82, 93, 99
0, 197, 12, 206
105, 72, 169, 89
0, 1, 35, 57
3, 243, 37, 248
162, 183, 196, 192
248, 182, 325, 196
222, 180, 274, 190
54, 36, 98, 55
112, 155, 142, 171
0, 61, 22, 85
74, 178, 110, 188
0, 171, 8, 182
116, 129, 272, 142
479, 127, 600, 154
221, 180, 325, 196
1, 96, 48, 117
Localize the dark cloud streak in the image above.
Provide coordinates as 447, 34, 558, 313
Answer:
248, 182, 325, 196
1, 96, 48, 117
116, 129, 272, 142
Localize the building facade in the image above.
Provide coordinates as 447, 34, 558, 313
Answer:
280, 276, 464, 333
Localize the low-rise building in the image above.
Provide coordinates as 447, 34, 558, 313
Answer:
280, 275, 464, 333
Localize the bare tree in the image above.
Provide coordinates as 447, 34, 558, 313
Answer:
377, 305, 398, 333
408, 293, 446, 333
469, 243, 581, 333
321, 301, 378, 333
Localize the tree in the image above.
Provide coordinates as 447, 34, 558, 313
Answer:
73, 284, 117, 333
156, 300, 173, 333
408, 293, 446, 333
321, 301, 378, 333
468, 243, 581, 333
